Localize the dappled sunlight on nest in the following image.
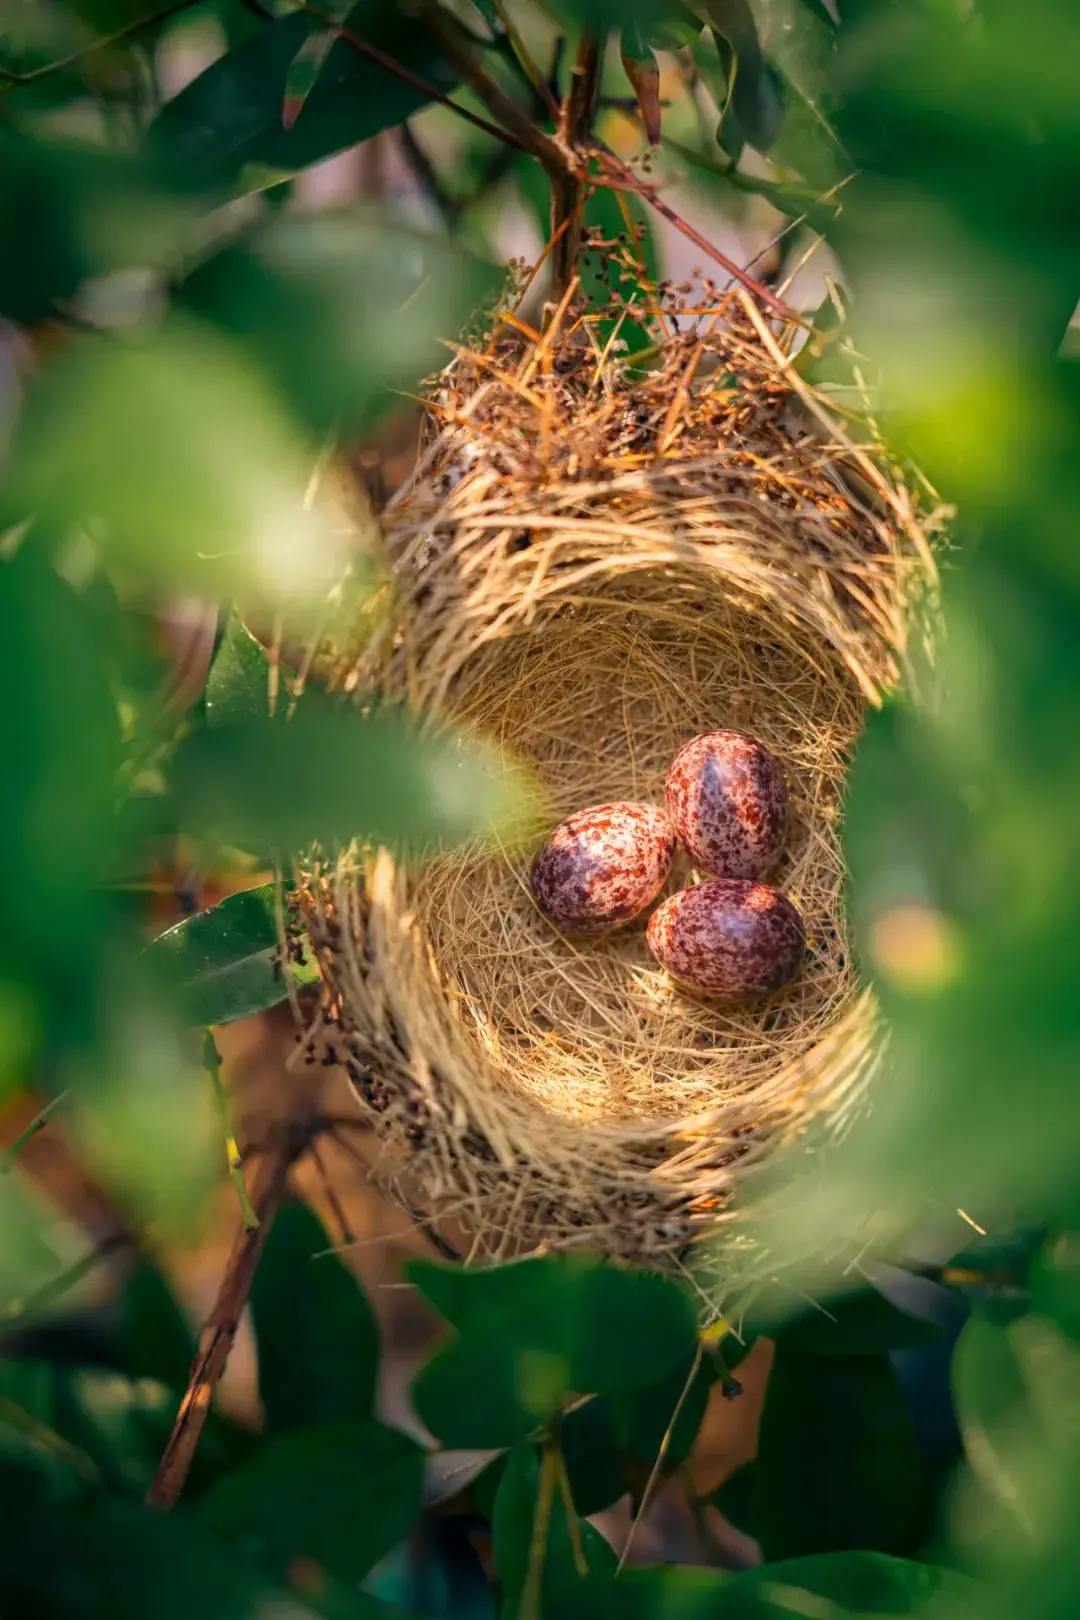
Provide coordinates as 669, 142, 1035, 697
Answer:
297, 273, 942, 1274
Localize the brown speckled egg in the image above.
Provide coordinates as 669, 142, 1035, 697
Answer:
666, 730, 788, 879
530, 802, 676, 936
647, 878, 805, 1001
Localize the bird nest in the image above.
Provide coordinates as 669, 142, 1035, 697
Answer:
297, 277, 939, 1274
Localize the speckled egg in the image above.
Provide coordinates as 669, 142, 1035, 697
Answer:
647, 878, 805, 1001
665, 730, 788, 879
530, 802, 676, 936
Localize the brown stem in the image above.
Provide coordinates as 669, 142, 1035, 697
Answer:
421, 0, 564, 172
592, 150, 801, 322
145, 1142, 295, 1510
549, 30, 602, 303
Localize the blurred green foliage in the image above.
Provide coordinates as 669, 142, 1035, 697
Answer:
4, 0, 1080, 1614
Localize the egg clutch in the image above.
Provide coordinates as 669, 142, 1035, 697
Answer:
529, 730, 805, 1002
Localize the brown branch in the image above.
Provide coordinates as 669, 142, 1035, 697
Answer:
145, 1141, 296, 1510
549, 30, 602, 303
293, 1, 528, 152
592, 150, 802, 322
420, 0, 564, 172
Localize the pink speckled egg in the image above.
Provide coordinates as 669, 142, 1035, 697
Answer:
530, 802, 676, 936
665, 730, 788, 879
647, 878, 805, 1001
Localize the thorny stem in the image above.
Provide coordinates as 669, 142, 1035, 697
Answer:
202, 1031, 258, 1232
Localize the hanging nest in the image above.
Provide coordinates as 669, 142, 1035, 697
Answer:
297, 272, 940, 1276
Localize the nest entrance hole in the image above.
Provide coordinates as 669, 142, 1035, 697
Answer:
409, 564, 863, 1128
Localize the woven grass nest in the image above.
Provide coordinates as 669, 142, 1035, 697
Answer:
299, 273, 939, 1276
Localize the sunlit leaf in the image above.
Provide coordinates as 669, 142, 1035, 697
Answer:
173, 697, 537, 859
8, 316, 353, 612
178, 211, 501, 436
142, 882, 316, 1026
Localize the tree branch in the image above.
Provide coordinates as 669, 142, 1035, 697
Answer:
592, 150, 802, 321
420, 0, 564, 173
145, 1139, 296, 1510
549, 29, 602, 302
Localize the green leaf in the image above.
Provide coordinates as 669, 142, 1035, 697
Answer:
559, 1397, 626, 1514
694, 1, 783, 159
0, 133, 193, 325
1031, 1232, 1080, 1340
758, 1283, 944, 1356
178, 211, 501, 437
282, 24, 340, 133
199, 1418, 424, 1584
413, 1335, 558, 1449
251, 1200, 381, 1432
0, 548, 120, 1026
565, 1551, 976, 1619
612, 1348, 713, 1470
3, 1360, 242, 1502
0, 1485, 284, 1619
149, 0, 459, 192
948, 1306, 1080, 1555
115, 1254, 196, 1390
409, 1255, 699, 1396
50, 1366, 180, 1498
749, 1350, 925, 1560
142, 883, 315, 1026
204, 614, 271, 730
173, 698, 536, 860
8, 316, 352, 612
492, 1445, 617, 1618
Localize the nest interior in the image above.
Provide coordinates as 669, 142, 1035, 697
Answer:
302, 280, 936, 1270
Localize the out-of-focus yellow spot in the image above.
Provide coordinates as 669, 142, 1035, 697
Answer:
515, 1349, 567, 1417
699, 1317, 731, 1346
870, 903, 963, 993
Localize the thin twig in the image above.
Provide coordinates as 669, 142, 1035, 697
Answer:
549, 29, 602, 301
592, 151, 801, 321
491, 0, 558, 119
297, 0, 530, 152
0, 1091, 69, 1174
2, 1231, 131, 1328
308, 1137, 356, 1247
202, 1032, 258, 1231
146, 1142, 294, 1509
617, 1342, 704, 1572
327, 1125, 462, 1261
398, 123, 459, 229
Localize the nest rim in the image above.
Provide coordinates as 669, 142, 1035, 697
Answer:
298, 284, 940, 1276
